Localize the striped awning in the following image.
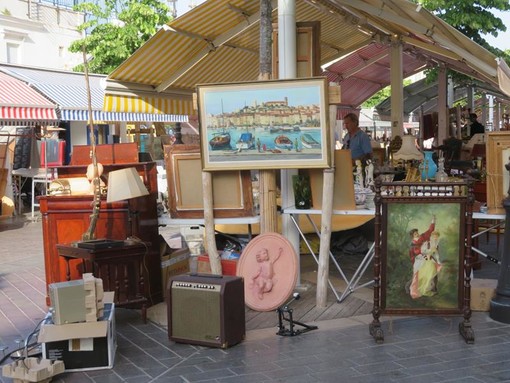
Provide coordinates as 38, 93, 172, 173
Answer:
0, 72, 58, 125
0, 64, 188, 122
61, 109, 188, 122
103, 93, 194, 116
104, 0, 510, 112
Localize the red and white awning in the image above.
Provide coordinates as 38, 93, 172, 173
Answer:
0, 72, 57, 125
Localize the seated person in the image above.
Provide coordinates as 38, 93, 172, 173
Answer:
342, 113, 372, 162
469, 113, 485, 137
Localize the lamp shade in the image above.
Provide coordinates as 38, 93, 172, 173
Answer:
107, 167, 149, 203
393, 135, 423, 161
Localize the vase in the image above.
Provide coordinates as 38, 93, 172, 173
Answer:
421, 151, 437, 181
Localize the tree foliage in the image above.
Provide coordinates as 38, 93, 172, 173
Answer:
69, 0, 170, 74
363, 1, 510, 108
362, 81, 411, 108
417, 0, 510, 57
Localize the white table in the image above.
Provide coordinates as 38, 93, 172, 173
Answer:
12, 167, 56, 219
158, 215, 261, 240
284, 207, 506, 303
472, 211, 505, 265
284, 207, 376, 302
158, 215, 260, 226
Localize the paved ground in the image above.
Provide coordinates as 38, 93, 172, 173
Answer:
1, 213, 510, 382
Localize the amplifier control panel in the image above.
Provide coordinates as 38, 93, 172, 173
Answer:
173, 281, 220, 291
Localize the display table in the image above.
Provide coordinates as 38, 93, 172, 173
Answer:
284, 206, 376, 303
12, 167, 56, 219
472, 211, 505, 265
57, 241, 149, 322
158, 215, 260, 239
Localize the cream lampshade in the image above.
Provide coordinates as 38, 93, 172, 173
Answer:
107, 167, 149, 203
393, 135, 423, 161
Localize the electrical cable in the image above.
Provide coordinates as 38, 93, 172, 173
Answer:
0, 314, 49, 365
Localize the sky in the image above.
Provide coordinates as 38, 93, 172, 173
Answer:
174, 1, 510, 52
482, 10, 510, 51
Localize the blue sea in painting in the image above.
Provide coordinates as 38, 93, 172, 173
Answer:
207, 126, 322, 151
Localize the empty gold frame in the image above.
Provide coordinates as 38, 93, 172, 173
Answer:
486, 132, 510, 214
164, 145, 254, 218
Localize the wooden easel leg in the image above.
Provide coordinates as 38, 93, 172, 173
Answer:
459, 320, 475, 344
369, 319, 384, 343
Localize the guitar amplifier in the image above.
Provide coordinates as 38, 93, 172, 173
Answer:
167, 273, 245, 348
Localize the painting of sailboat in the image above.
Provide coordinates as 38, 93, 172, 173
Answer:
301, 133, 321, 149
209, 131, 231, 150
236, 132, 255, 150
274, 135, 293, 150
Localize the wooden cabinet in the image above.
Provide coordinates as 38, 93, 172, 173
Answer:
39, 161, 162, 307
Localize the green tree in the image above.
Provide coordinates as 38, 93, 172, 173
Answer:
362, 80, 411, 108
417, 0, 510, 58
69, 0, 170, 74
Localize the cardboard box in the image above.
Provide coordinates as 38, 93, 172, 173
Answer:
181, 226, 205, 255
39, 303, 116, 371
161, 248, 191, 297
159, 229, 183, 250
470, 278, 497, 311
197, 254, 238, 276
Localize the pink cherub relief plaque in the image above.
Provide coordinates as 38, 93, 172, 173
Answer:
237, 232, 298, 311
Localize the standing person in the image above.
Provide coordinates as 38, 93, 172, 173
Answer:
342, 113, 372, 161
469, 113, 485, 137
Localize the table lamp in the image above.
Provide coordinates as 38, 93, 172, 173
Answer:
106, 167, 149, 239
393, 135, 423, 161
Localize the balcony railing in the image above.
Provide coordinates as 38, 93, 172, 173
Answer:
39, 0, 87, 9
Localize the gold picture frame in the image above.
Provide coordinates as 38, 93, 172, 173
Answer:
197, 77, 330, 171
164, 145, 254, 218
486, 131, 510, 214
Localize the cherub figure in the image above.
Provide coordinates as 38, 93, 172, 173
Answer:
250, 247, 283, 300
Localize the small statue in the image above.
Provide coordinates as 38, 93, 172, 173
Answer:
354, 159, 364, 187
365, 159, 374, 189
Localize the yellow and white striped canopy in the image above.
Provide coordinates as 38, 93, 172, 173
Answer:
104, 0, 510, 115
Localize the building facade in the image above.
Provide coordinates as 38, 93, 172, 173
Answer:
0, 0, 84, 70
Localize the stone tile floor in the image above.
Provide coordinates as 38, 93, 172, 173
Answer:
1, 213, 510, 382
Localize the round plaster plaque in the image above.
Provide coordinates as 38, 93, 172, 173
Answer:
237, 232, 298, 311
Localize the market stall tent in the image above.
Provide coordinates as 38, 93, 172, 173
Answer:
103, 0, 510, 116
101, 0, 510, 307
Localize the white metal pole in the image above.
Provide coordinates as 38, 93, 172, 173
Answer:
278, 0, 302, 285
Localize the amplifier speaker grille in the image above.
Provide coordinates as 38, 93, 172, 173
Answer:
167, 274, 245, 348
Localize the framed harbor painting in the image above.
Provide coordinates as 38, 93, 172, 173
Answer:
197, 77, 330, 171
